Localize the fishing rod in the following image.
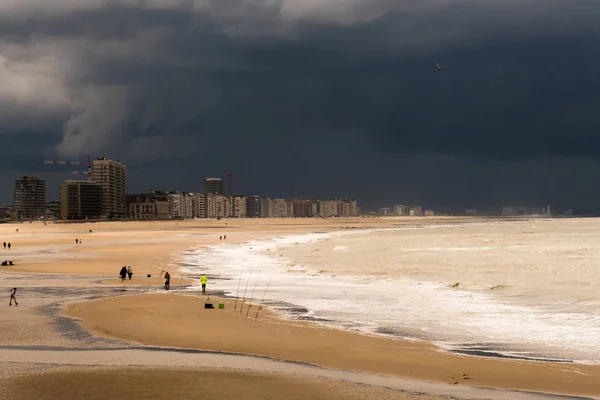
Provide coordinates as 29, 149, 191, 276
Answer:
240, 265, 254, 314
255, 272, 274, 320
233, 256, 247, 310
245, 269, 261, 318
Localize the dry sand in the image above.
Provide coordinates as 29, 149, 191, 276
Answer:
3, 217, 597, 399
66, 293, 600, 398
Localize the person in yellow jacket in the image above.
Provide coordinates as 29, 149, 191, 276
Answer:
200, 274, 208, 294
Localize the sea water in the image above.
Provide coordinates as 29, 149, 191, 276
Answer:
180, 218, 600, 364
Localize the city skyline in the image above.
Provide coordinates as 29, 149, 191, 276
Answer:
1, 2, 600, 212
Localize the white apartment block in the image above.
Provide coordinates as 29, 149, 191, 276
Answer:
168, 193, 181, 218
192, 193, 207, 218
233, 196, 247, 218
206, 194, 233, 218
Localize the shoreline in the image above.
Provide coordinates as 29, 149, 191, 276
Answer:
175, 224, 595, 367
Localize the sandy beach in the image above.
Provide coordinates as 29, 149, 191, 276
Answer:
1, 217, 599, 399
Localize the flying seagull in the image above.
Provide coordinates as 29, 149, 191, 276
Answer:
435, 62, 448, 71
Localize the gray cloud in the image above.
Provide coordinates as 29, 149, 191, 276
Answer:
1, 0, 600, 211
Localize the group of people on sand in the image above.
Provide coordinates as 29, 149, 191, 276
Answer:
3, 241, 12, 250
1, 260, 15, 266
75, 238, 83, 245
119, 266, 133, 281
219, 235, 227, 240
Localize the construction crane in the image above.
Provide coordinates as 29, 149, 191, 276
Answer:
225, 172, 233, 196
44, 155, 93, 181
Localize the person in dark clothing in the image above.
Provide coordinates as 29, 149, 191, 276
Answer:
9, 288, 18, 306
76, 238, 78, 245
119, 266, 127, 281
3, 242, 5, 250
7, 243, 10, 250
164, 271, 171, 290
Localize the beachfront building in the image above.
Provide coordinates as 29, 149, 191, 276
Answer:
232, 196, 247, 218
206, 194, 232, 218
46, 201, 61, 220
291, 199, 318, 218
341, 199, 358, 217
127, 191, 169, 219
92, 157, 126, 219
393, 205, 407, 216
259, 197, 271, 217
191, 193, 207, 218
271, 199, 292, 218
245, 196, 262, 218
204, 177, 224, 195
13, 176, 47, 220
167, 192, 195, 219
60, 180, 102, 220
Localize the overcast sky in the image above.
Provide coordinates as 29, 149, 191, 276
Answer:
2, 0, 600, 212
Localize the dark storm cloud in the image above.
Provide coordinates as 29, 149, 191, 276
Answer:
2, 0, 600, 210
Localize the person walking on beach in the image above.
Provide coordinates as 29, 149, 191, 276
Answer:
75, 238, 78, 245
127, 266, 133, 280
164, 271, 171, 290
9, 288, 18, 306
7, 243, 10, 250
3, 242, 5, 250
119, 266, 127, 281
200, 274, 208, 294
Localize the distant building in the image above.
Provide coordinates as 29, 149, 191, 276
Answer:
245, 196, 261, 218
204, 178, 224, 195
14, 176, 46, 220
92, 157, 126, 218
272, 199, 292, 218
60, 180, 102, 220
206, 194, 231, 218
393, 205, 407, 216
502, 206, 546, 216
424, 209, 435, 216
232, 196, 247, 218
291, 199, 317, 218
46, 201, 61, 220
259, 197, 271, 217
127, 191, 169, 220
191, 193, 207, 218
379, 207, 391, 216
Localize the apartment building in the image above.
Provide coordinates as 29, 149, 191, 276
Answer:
60, 180, 102, 220
92, 157, 126, 218
13, 176, 46, 220
191, 193, 207, 218
206, 194, 233, 218
291, 199, 317, 218
271, 199, 292, 218
259, 197, 271, 217
204, 178, 224, 195
245, 196, 261, 218
233, 196, 247, 218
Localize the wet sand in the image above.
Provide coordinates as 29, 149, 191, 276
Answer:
1, 367, 443, 400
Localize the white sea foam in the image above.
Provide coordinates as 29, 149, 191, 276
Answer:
180, 219, 600, 364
